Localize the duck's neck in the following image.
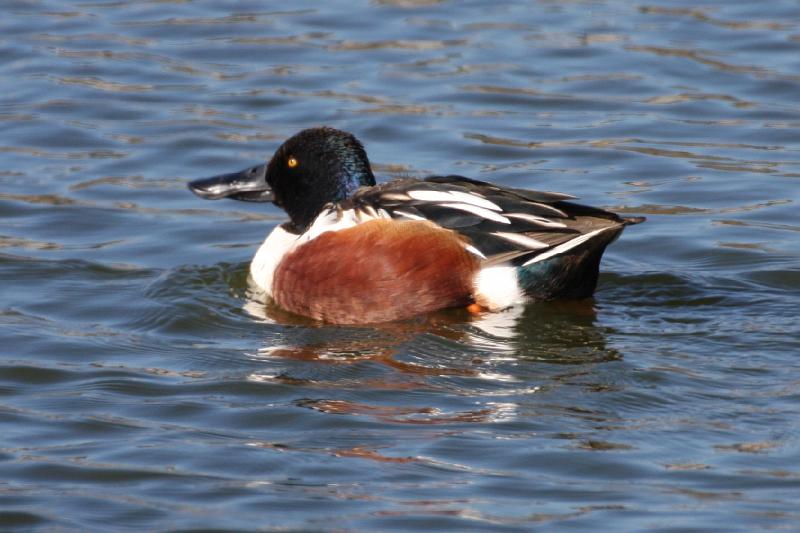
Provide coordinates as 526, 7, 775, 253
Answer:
330, 148, 376, 200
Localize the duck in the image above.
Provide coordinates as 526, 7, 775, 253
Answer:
188, 127, 644, 324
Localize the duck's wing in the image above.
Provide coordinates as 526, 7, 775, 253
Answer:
349, 175, 644, 265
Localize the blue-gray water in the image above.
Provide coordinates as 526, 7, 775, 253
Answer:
2, 1, 799, 530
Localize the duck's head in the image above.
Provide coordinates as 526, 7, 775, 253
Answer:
189, 127, 376, 232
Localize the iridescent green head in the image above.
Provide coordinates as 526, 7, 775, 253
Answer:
188, 127, 376, 232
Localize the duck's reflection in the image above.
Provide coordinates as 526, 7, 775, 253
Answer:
242, 286, 620, 373
240, 289, 622, 446
467, 299, 623, 364
243, 290, 481, 377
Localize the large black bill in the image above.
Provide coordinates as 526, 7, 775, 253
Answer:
187, 163, 273, 202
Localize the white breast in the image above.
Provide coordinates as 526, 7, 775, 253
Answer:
249, 225, 300, 296
248, 207, 382, 295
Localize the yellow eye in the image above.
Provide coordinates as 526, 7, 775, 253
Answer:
287, 156, 298, 168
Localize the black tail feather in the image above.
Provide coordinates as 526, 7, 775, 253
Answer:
519, 225, 626, 300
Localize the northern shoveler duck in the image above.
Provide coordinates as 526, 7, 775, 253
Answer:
189, 127, 644, 324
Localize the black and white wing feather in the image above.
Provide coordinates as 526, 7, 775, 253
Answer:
346, 175, 643, 264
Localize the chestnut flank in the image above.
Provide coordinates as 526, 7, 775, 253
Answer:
272, 219, 480, 323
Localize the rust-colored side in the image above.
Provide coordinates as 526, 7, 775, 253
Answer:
272, 219, 480, 324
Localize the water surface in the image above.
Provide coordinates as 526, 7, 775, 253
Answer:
2, 0, 799, 530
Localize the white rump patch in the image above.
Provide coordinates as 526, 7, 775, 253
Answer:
473, 264, 526, 311
522, 226, 613, 266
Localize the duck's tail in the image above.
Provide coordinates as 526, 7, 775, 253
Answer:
622, 216, 646, 225
518, 218, 641, 300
